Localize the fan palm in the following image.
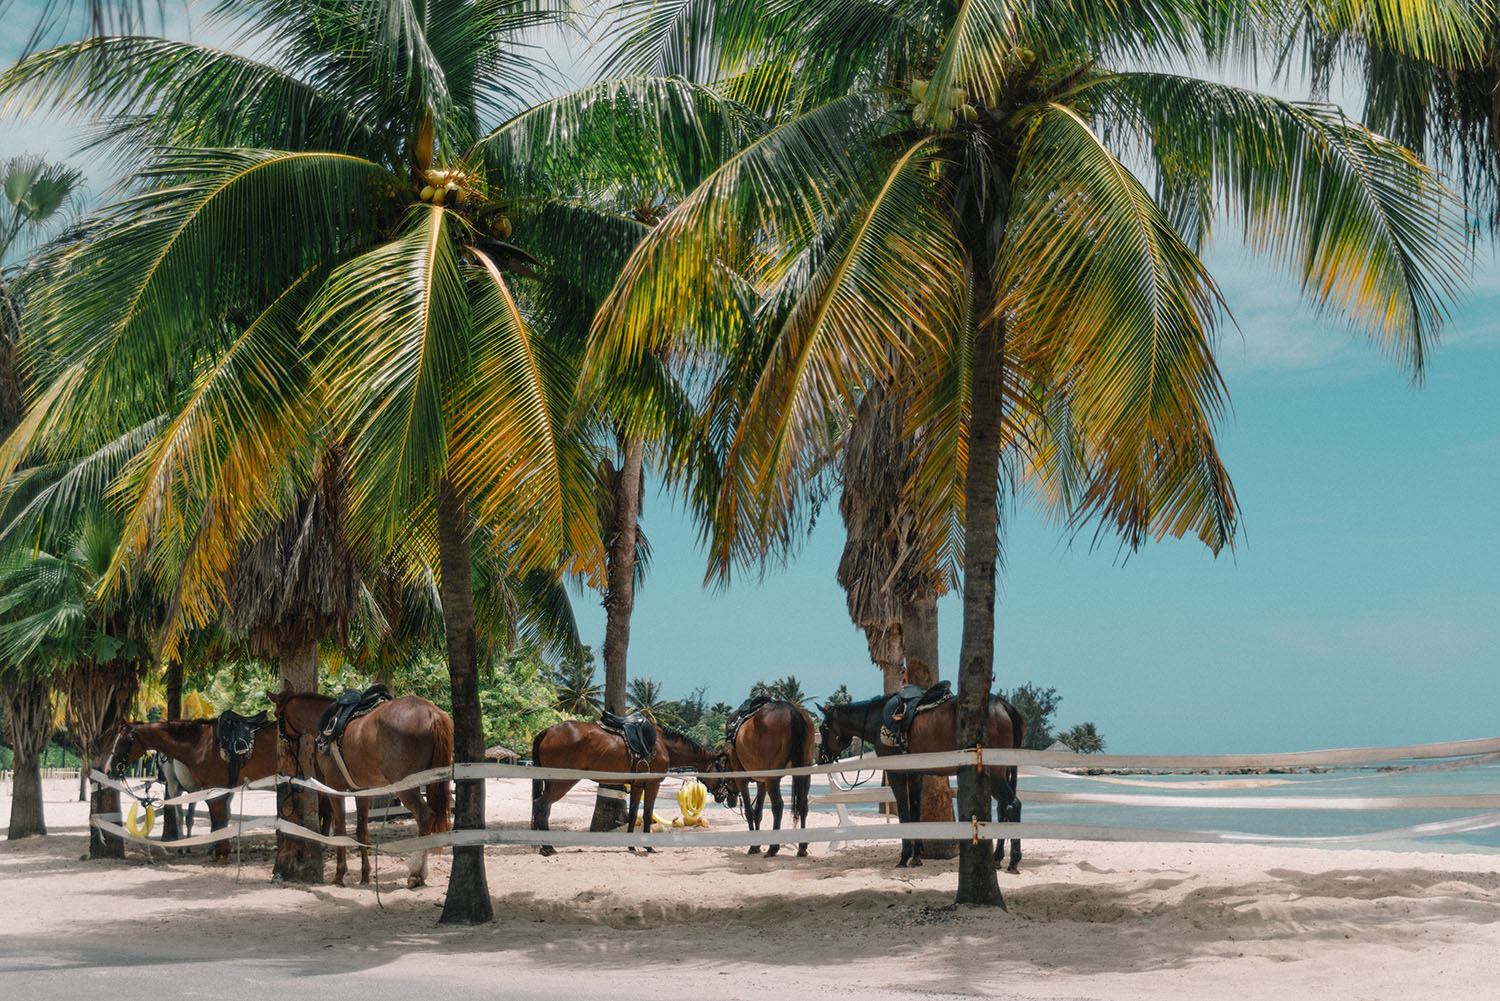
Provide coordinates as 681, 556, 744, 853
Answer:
591, 0, 1471, 905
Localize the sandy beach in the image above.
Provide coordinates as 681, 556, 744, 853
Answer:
1, 776, 1496, 1000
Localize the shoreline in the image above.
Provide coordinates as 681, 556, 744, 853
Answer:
3, 777, 1498, 1000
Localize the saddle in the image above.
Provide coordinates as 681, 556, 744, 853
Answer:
599, 710, 657, 768
316, 683, 393, 753
879, 681, 954, 750
213, 709, 272, 786
724, 695, 772, 746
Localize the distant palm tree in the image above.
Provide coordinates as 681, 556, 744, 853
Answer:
627, 676, 678, 726
550, 656, 602, 719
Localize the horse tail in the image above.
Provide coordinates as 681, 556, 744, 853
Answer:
429, 709, 454, 834
790, 706, 813, 823
994, 694, 1025, 803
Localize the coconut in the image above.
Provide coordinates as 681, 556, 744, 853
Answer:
491, 215, 513, 239
911, 79, 929, 100
419, 185, 436, 201
949, 87, 966, 108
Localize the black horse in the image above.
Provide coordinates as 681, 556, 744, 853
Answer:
817, 692, 1024, 870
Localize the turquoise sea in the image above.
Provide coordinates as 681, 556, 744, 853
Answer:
1017, 761, 1500, 853
814, 761, 1500, 853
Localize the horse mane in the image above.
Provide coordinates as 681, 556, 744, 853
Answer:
154, 719, 213, 738
657, 725, 706, 753
832, 694, 886, 713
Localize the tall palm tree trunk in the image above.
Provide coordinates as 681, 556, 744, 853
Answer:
272, 638, 324, 882
903, 589, 956, 857
590, 436, 644, 832
437, 478, 493, 924
955, 256, 1006, 907
3, 676, 53, 838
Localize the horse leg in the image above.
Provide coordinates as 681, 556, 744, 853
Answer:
747, 782, 767, 855
890, 776, 915, 867
764, 779, 784, 858
641, 781, 658, 854
907, 774, 926, 865
395, 788, 431, 888
332, 797, 349, 885
356, 798, 377, 887
626, 783, 643, 852
793, 772, 811, 857
532, 779, 573, 857
209, 793, 231, 864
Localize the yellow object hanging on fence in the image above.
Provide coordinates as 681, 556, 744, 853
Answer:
672, 779, 709, 827
126, 801, 156, 838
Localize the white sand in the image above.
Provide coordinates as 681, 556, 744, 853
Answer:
2, 776, 1497, 1000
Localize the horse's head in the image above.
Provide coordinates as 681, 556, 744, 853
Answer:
105, 724, 143, 779
816, 704, 853, 765
705, 748, 739, 807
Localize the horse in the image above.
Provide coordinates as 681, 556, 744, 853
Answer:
817, 692, 1024, 870
711, 700, 815, 857
529, 718, 669, 856
105, 718, 278, 863
268, 690, 453, 888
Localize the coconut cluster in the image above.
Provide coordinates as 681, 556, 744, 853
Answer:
417, 167, 478, 205
908, 78, 979, 129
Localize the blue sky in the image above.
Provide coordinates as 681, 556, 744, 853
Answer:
3, 4, 1496, 754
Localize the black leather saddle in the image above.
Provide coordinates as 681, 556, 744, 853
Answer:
879, 681, 954, 749
316, 683, 393, 751
214, 709, 271, 785
725, 694, 773, 745
600, 710, 657, 768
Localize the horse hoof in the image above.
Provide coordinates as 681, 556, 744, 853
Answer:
333, 876, 346, 887
909, 858, 923, 867
627, 846, 638, 853
539, 845, 556, 857
406, 876, 424, 889
644, 846, 656, 855
896, 859, 908, 868
797, 847, 809, 858
766, 846, 780, 858
1006, 866, 1020, 875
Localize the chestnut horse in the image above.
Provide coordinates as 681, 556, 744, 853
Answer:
530, 719, 668, 855
106, 719, 277, 862
712, 700, 815, 857
268, 691, 453, 888
817, 693, 1024, 870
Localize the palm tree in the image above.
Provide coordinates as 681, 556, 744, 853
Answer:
549, 653, 602, 718
0, 1, 750, 918
0, 153, 84, 841
0, 506, 156, 857
626, 675, 678, 725
1294, 4, 1499, 232
590, 0, 1470, 906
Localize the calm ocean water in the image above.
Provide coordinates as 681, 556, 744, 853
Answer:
1016, 762, 1500, 853
816, 762, 1500, 853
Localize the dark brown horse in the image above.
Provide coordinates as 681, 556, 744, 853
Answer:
530, 719, 668, 855
269, 690, 453, 888
105, 719, 278, 862
817, 693, 1024, 870
713, 700, 815, 857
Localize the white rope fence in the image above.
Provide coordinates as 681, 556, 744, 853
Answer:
87, 735, 1500, 855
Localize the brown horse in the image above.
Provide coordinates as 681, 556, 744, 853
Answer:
713, 700, 815, 857
268, 690, 453, 888
817, 692, 1024, 870
530, 719, 668, 855
106, 719, 278, 862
